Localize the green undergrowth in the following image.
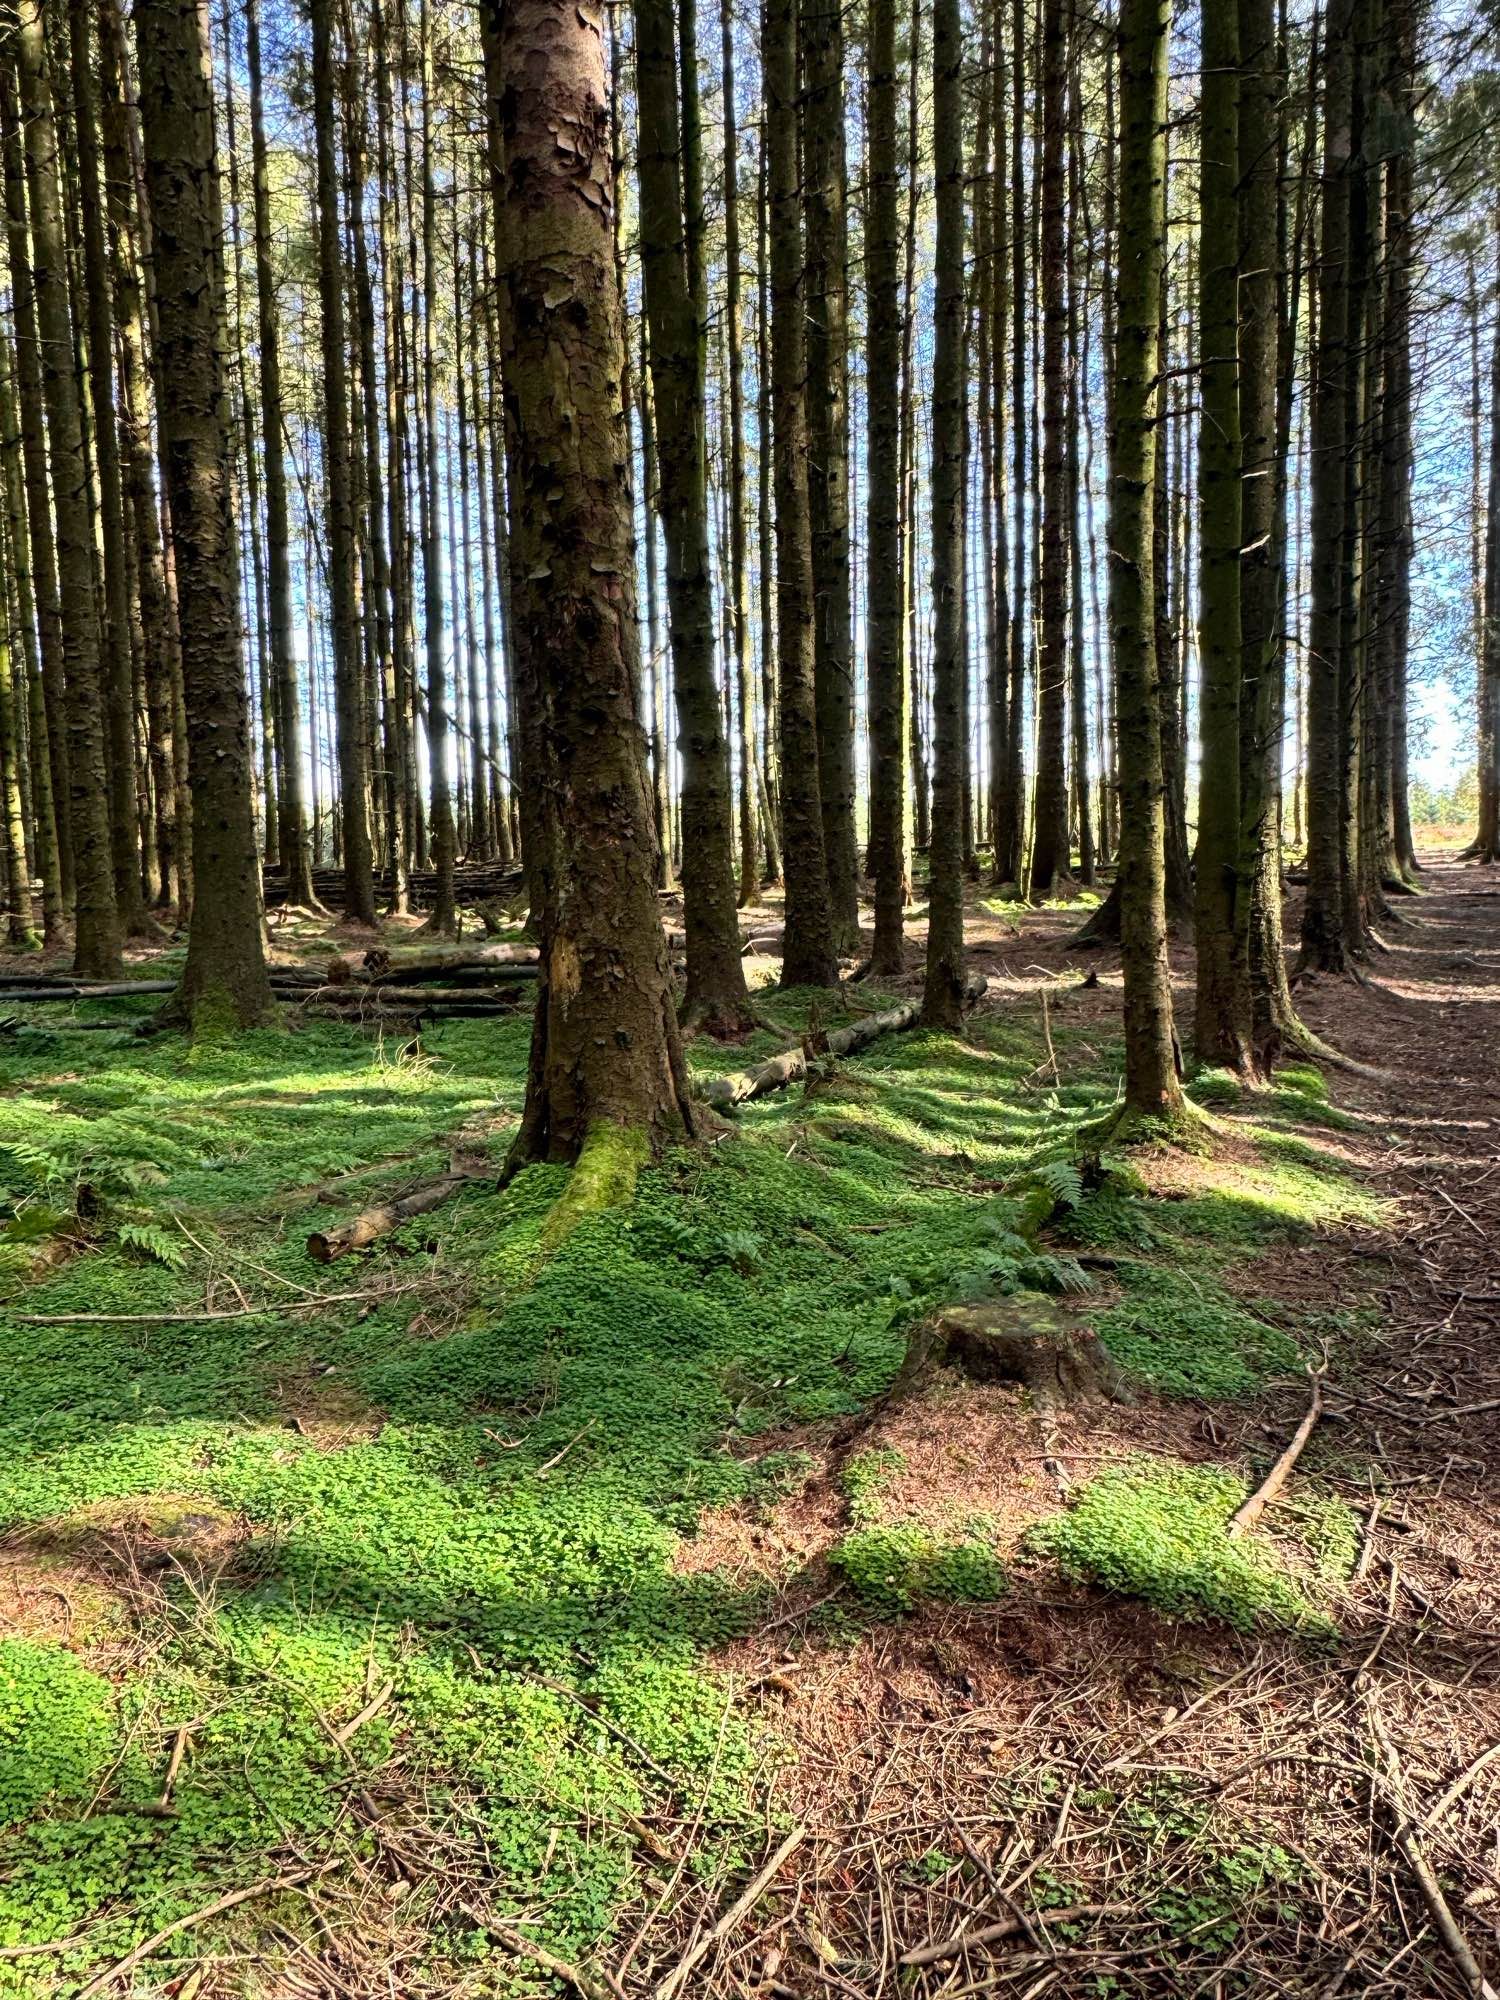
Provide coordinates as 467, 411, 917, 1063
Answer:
1028, 1459, 1338, 1633
0, 972, 1384, 1987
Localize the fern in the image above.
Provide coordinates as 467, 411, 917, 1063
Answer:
1032, 1157, 1084, 1211
115, 1221, 188, 1270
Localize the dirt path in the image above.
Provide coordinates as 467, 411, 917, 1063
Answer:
687, 859, 1500, 2000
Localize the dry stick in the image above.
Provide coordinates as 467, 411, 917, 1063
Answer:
1430, 1739, 1500, 1827
14, 1281, 432, 1325
652, 1823, 808, 2000
1365, 1703, 1500, 2000
332, 1678, 394, 1747
73, 1867, 325, 1999
900, 1901, 1134, 1970
306, 1172, 485, 1262
1226, 1368, 1326, 1538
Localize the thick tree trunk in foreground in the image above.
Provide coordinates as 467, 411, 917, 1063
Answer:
1110, 0, 1184, 1128
135, 0, 274, 1029
921, 0, 967, 1026
866, 0, 905, 975
483, 0, 692, 1216
765, 0, 838, 987
635, 0, 752, 1031
6, 0, 121, 978
1193, 0, 1251, 1069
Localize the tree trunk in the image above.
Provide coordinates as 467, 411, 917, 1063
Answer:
1028, 0, 1071, 899
4, 0, 121, 978
1193, 0, 1251, 1069
68, 0, 146, 937
417, 0, 456, 932
0, 322, 59, 941
921, 0, 967, 1026
481, 0, 694, 1216
1239, 0, 1296, 1068
720, 0, 760, 909
1065, 23, 1093, 888
310, 0, 377, 928
245, 0, 316, 911
866, 0, 905, 975
804, 0, 859, 952
1110, 0, 1185, 1130
0, 74, 70, 920
135, 0, 274, 1029
1299, 0, 1354, 965
635, 0, 752, 1030
765, 0, 838, 988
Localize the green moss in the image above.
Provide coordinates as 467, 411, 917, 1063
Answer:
0, 972, 1377, 1981
831, 1520, 1007, 1614
1029, 1460, 1328, 1632
540, 1122, 650, 1251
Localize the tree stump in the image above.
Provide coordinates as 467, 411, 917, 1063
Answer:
891, 1297, 1131, 1411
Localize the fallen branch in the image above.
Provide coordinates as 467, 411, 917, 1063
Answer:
306, 1172, 487, 1263
73, 1866, 326, 1999
652, 1823, 807, 2000
1366, 1702, 1500, 1999
1226, 1367, 1326, 1538
13, 1281, 431, 1325
700, 972, 988, 1107
900, 1900, 1134, 1969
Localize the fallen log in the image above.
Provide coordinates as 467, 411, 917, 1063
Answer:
699, 971, 988, 1107
306, 1172, 486, 1262
0, 980, 177, 1001
285, 983, 529, 1009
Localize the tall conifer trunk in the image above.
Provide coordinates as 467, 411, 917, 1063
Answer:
1193, 0, 1251, 1067
1111, 0, 1184, 1127
635, 0, 752, 1030
922, 0, 967, 1024
765, 0, 838, 987
481, 0, 693, 1208
866, 0, 905, 974
804, 0, 859, 950
1028, 0, 1070, 898
135, 0, 274, 1028
4, 0, 121, 977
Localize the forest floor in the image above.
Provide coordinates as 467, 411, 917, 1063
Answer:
0, 855, 1497, 1997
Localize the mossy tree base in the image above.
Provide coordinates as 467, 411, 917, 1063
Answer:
891, 1297, 1132, 1412
539, 1123, 650, 1252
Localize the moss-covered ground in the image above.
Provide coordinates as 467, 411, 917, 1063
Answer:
0, 951, 1402, 1992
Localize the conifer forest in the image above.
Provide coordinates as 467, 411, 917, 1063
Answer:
3, 0, 1500, 1988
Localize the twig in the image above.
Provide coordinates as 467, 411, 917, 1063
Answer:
1227, 1368, 1326, 1537
13, 1281, 431, 1325
1366, 1701, 1499, 1999
461, 1907, 621, 1999
653, 1823, 807, 2000
1430, 1740, 1500, 1827
332, 1679, 394, 1747
899, 1901, 1133, 1970
536, 1418, 596, 1476
73, 1867, 324, 1997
